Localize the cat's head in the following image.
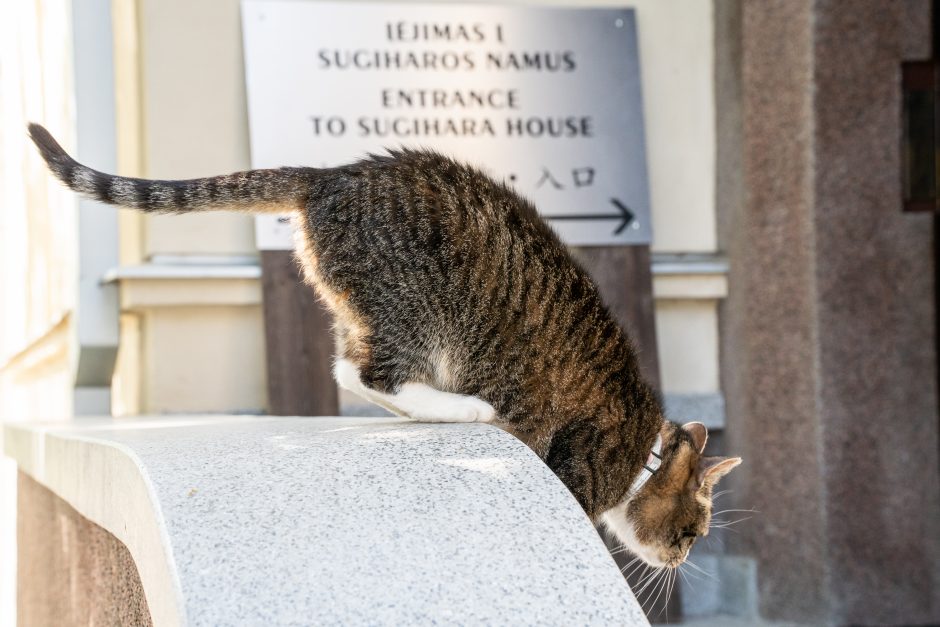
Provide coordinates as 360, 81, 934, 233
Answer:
600, 421, 741, 568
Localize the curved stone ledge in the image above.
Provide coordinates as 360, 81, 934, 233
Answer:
5, 416, 648, 626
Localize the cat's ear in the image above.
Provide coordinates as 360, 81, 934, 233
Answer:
697, 456, 742, 487
682, 421, 708, 454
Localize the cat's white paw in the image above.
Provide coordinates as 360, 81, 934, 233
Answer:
463, 396, 497, 422
422, 396, 495, 423
395, 383, 496, 423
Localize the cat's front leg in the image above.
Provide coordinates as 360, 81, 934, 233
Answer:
389, 382, 496, 423
333, 358, 495, 423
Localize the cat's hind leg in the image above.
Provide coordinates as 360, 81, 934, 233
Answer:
333, 358, 495, 423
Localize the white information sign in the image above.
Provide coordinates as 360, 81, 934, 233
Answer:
241, 1, 651, 248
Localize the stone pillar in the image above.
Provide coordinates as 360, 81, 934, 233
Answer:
720, 1, 940, 624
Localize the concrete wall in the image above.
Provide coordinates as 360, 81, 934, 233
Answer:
17, 471, 152, 627
719, 1, 940, 623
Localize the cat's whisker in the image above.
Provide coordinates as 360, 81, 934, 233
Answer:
647, 569, 670, 614
620, 557, 640, 572
641, 569, 666, 610
635, 566, 664, 599
683, 570, 704, 581
625, 559, 643, 576
711, 508, 758, 516
638, 564, 661, 583
657, 570, 671, 619
629, 562, 651, 585
677, 565, 694, 590
684, 559, 716, 581
660, 568, 676, 623
630, 565, 653, 591
635, 566, 661, 593
624, 560, 648, 581
638, 575, 655, 608
711, 489, 734, 501
710, 516, 752, 529
658, 569, 677, 620
641, 575, 661, 612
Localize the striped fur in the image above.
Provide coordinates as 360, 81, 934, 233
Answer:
28, 123, 309, 213
29, 123, 740, 568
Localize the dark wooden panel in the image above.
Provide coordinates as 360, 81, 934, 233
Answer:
260, 250, 339, 416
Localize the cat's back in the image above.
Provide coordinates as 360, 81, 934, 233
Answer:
307, 148, 571, 284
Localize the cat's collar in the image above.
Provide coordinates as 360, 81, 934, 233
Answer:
628, 434, 663, 498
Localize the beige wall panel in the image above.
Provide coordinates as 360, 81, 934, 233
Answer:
655, 300, 719, 394
138, 0, 255, 257
112, 313, 143, 417
112, 0, 145, 265
142, 306, 267, 413
0, 349, 73, 423
629, 0, 716, 253
120, 278, 261, 309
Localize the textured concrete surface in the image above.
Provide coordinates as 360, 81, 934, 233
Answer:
18, 471, 152, 627
813, 4, 940, 622
726, 3, 830, 621
720, 1, 940, 624
8, 416, 649, 626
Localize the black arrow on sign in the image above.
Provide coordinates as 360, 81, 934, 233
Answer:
545, 198, 635, 235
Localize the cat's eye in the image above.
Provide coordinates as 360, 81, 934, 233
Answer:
674, 530, 697, 546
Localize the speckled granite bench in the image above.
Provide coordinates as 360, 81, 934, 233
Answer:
5, 416, 649, 626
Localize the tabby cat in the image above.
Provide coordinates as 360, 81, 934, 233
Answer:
29, 123, 740, 568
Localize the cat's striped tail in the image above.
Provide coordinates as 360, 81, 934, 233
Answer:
28, 123, 312, 214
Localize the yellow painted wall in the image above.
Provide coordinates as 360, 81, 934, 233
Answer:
139, 0, 255, 257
